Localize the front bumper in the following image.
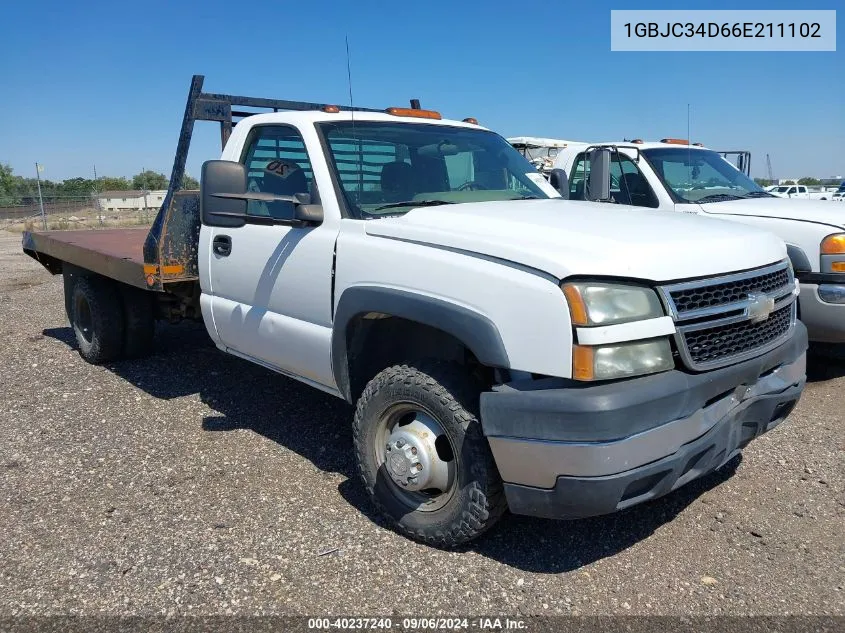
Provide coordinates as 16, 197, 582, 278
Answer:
480, 322, 807, 519
798, 282, 845, 343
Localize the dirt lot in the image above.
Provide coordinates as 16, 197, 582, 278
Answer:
1, 230, 843, 617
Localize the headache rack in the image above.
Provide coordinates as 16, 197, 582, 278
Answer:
142, 75, 420, 291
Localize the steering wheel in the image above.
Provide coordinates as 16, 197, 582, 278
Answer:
457, 180, 489, 191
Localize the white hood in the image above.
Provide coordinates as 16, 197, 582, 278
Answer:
701, 198, 845, 229
365, 199, 787, 282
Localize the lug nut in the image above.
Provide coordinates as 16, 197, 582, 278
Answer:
414, 463, 422, 471
386, 443, 392, 452
410, 446, 418, 455
396, 439, 405, 447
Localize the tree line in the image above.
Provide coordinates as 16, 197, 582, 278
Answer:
0, 164, 199, 206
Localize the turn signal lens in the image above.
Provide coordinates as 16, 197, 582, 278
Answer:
821, 233, 845, 254
386, 107, 442, 120
831, 262, 845, 272
562, 285, 589, 325
572, 345, 595, 380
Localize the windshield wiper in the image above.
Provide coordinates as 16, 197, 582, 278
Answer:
373, 200, 456, 211
742, 191, 775, 198
696, 194, 746, 203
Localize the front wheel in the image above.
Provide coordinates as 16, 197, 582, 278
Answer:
353, 360, 506, 547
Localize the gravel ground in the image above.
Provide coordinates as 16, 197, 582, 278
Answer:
1, 230, 843, 617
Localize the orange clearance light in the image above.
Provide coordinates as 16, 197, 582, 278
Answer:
660, 138, 691, 145
385, 107, 442, 120
631, 139, 644, 144
821, 234, 845, 254
322, 105, 340, 113
462, 117, 479, 124
572, 345, 595, 381
831, 261, 845, 272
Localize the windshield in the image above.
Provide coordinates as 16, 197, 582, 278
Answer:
642, 147, 769, 203
316, 121, 558, 218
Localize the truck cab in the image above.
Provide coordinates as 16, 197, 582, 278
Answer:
551, 139, 845, 345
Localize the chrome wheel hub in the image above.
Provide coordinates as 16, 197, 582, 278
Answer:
383, 414, 451, 493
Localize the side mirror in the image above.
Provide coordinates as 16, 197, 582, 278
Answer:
201, 160, 324, 227
549, 169, 570, 199
201, 160, 247, 227
586, 148, 612, 202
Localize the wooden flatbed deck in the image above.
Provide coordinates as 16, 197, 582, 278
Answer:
22, 228, 152, 290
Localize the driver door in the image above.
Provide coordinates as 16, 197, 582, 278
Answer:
206, 124, 338, 388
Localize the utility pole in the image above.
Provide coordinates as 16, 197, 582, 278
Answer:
142, 167, 149, 221
94, 164, 104, 226
35, 163, 46, 230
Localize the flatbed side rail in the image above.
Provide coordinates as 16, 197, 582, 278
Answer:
141, 75, 384, 291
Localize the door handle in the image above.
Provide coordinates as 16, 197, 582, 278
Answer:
213, 235, 232, 257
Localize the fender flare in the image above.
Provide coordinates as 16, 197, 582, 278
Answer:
331, 286, 510, 402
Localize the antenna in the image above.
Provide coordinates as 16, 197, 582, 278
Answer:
345, 35, 363, 196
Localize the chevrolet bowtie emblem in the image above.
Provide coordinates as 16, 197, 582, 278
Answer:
747, 292, 776, 323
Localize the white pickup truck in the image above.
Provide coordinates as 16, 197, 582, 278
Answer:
769, 184, 834, 200
23, 78, 807, 546
549, 139, 845, 346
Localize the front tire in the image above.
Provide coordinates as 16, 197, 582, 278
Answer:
353, 360, 506, 547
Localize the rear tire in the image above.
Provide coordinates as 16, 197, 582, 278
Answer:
71, 276, 125, 364
353, 360, 507, 547
120, 286, 155, 359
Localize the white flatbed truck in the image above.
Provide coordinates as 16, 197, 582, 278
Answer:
23, 78, 807, 546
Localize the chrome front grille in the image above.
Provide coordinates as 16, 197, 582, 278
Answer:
659, 261, 797, 371
669, 267, 791, 316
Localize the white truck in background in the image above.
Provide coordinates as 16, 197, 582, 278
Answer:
769, 184, 834, 200
23, 78, 807, 546
545, 138, 845, 347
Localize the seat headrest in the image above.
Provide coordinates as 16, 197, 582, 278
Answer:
263, 160, 308, 196
380, 161, 414, 196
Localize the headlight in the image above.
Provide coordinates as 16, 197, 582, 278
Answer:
573, 338, 674, 381
562, 282, 664, 325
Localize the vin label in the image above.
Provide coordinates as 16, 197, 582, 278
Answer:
610, 10, 836, 51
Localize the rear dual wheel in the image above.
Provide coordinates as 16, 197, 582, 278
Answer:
69, 275, 155, 364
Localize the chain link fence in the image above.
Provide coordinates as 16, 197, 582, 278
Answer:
0, 195, 158, 232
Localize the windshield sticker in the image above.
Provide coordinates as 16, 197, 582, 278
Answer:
526, 172, 561, 197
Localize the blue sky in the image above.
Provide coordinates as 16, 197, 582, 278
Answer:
1, 0, 842, 183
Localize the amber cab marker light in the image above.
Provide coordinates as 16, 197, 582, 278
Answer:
562, 285, 589, 326
660, 138, 690, 145
572, 345, 595, 381
462, 117, 479, 124
321, 105, 340, 113
821, 234, 845, 254
631, 139, 644, 144
385, 107, 442, 120
832, 262, 845, 273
